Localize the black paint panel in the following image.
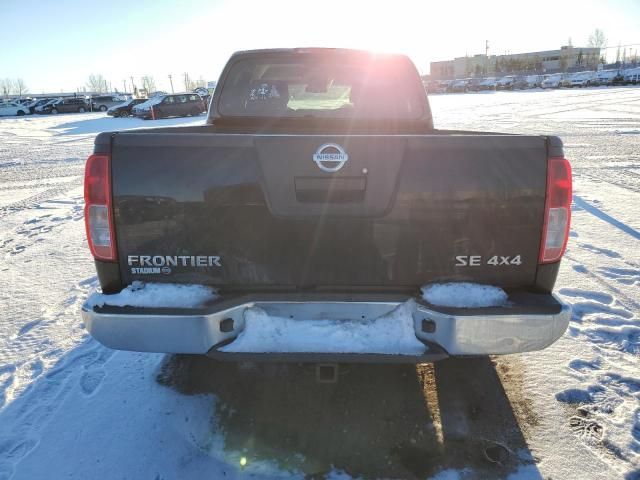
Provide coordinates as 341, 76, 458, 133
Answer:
111, 133, 548, 290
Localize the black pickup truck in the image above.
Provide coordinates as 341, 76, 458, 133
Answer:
81, 48, 572, 362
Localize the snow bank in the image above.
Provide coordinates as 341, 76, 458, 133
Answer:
221, 302, 426, 355
86, 281, 217, 309
421, 283, 508, 308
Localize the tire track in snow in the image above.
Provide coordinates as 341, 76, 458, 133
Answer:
576, 169, 640, 195
0, 184, 82, 220
564, 253, 639, 322
573, 195, 640, 240
524, 94, 640, 119
0, 196, 84, 258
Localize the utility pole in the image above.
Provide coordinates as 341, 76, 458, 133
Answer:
168, 74, 174, 93
484, 40, 489, 75
183, 72, 189, 92
123, 79, 127, 94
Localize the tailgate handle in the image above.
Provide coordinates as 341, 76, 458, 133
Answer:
294, 176, 366, 203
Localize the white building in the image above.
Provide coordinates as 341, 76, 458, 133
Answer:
431, 45, 602, 79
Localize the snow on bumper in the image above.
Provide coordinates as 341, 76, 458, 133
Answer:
81, 294, 571, 360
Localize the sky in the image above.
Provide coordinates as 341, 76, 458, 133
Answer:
1, 0, 639, 94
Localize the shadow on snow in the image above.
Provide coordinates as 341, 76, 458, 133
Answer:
159, 355, 540, 479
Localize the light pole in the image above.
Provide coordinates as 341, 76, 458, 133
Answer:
183, 72, 189, 92
484, 40, 489, 75
168, 74, 174, 93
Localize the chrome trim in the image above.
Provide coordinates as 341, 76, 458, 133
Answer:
412, 294, 571, 355
81, 295, 571, 357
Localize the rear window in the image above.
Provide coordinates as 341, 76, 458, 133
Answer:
218, 53, 425, 119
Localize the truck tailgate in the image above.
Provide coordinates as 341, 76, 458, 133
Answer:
110, 133, 548, 291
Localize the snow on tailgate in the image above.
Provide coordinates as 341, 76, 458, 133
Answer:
221, 301, 426, 354
421, 282, 509, 308
86, 281, 217, 309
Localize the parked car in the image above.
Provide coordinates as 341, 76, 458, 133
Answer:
26, 98, 52, 113
496, 76, 516, 90
107, 98, 148, 117
525, 75, 543, 88
449, 78, 470, 93
0, 101, 31, 116
611, 71, 627, 86
623, 68, 640, 85
42, 98, 90, 114
466, 77, 485, 92
596, 69, 619, 86
568, 71, 598, 88
82, 48, 572, 362
478, 77, 497, 91
560, 74, 574, 88
438, 80, 453, 93
425, 80, 451, 94
91, 95, 128, 112
132, 93, 205, 119
198, 93, 212, 111
35, 98, 60, 114
131, 97, 162, 118
541, 73, 565, 89
512, 76, 529, 90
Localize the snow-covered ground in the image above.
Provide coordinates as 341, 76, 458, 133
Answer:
0, 88, 638, 479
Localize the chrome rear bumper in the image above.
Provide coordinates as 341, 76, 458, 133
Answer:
81, 293, 570, 361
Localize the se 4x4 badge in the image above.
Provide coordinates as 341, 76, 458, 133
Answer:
455, 255, 522, 266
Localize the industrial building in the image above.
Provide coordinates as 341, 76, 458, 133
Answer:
430, 45, 602, 79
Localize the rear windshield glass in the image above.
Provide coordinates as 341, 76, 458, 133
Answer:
218, 54, 425, 119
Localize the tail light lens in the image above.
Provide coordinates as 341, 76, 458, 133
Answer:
84, 154, 116, 261
539, 157, 572, 263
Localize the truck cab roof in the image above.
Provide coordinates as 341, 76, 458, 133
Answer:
230, 47, 411, 59
209, 48, 433, 129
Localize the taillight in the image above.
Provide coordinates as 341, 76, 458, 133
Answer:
539, 157, 572, 263
84, 154, 116, 261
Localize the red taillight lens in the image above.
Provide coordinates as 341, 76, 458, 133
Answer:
84, 154, 116, 261
539, 157, 572, 263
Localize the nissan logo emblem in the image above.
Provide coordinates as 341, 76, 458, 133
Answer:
312, 143, 349, 173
